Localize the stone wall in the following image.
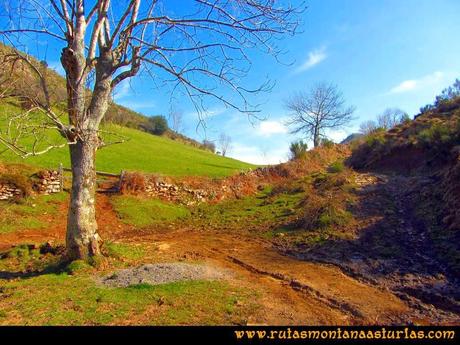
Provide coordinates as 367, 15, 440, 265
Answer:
144, 180, 210, 206
34, 170, 62, 195
0, 169, 62, 201
0, 183, 23, 200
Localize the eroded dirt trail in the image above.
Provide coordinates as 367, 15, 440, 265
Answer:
113, 229, 411, 325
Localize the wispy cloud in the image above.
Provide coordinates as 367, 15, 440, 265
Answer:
388, 71, 444, 94
257, 120, 288, 137
295, 47, 327, 73
185, 107, 227, 121
113, 79, 133, 101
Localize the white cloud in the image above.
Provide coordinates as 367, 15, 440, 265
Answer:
388, 71, 444, 94
228, 142, 288, 165
295, 47, 327, 73
257, 120, 288, 136
324, 128, 350, 143
185, 107, 227, 121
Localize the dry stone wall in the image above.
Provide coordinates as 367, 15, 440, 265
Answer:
0, 169, 62, 201
0, 183, 23, 200
34, 170, 62, 195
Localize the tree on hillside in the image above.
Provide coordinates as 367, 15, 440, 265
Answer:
377, 108, 408, 130
168, 105, 183, 134
146, 115, 168, 135
202, 139, 216, 153
435, 79, 460, 106
0, 1, 304, 260
285, 83, 355, 147
359, 120, 379, 135
218, 133, 232, 157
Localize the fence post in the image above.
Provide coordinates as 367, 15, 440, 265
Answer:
119, 170, 125, 193
58, 163, 64, 192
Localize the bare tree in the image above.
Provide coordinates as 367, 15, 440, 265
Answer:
377, 108, 408, 130
0, 1, 304, 260
218, 133, 232, 156
168, 105, 183, 134
285, 83, 355, 147
359, 120, 378, 135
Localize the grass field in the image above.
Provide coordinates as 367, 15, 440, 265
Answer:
0, 244, 258, 325
0, 102, 255, 178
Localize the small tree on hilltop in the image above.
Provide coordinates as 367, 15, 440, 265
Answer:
168, 105, 183, 134
285, 83, 355, 147
218, 133, 232, 157
202, 139, 216, 153
359, 120, 379, 135
147, 115, 168, 135
377, 108, 408, 130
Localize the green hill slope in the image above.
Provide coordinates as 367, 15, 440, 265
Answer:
0, 122, 254, 177
0, 44, 255, 177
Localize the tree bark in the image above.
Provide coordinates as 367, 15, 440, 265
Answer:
313, 127, 320, 147
66, 133, 102, 261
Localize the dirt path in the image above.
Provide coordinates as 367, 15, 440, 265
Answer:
111, 228, 412, 325
0, 193, 123, 251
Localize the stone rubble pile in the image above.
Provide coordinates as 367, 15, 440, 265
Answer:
0, 183, 23, 200
35, 170, 62, 195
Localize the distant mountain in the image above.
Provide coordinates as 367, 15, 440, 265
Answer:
340, 133, 363, 144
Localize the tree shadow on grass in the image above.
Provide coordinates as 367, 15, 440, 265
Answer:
0, 245, 69, 280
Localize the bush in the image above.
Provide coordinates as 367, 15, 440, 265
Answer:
417, 123, 453, 148
145, 115, 168, 135
328, 160, 345, 173
120, 172, 146, 194
320, 138, 335, 148
289, 140, 308, 160
202, 139, 216, 153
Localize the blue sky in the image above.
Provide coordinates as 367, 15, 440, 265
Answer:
11, 0, 460, 164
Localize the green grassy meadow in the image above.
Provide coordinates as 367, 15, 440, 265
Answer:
0, 102, 255, 178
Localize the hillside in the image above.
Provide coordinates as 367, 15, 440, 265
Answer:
0, 44, 255, 177
347, 97, 460, 276
0, 120, 254, 177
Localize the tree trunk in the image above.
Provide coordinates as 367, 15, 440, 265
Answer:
313, 130, 320, 147
66, 133, 102, 261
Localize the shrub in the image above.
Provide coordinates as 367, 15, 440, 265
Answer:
202, 139, 216, 153
120, 172, 146, 194
417, 123, 452, 148
289, 140, 308, 160
145, 115, 168, 135
300, 193, 352, 231
328, 160, 345, 173
320, 138, 335, 148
